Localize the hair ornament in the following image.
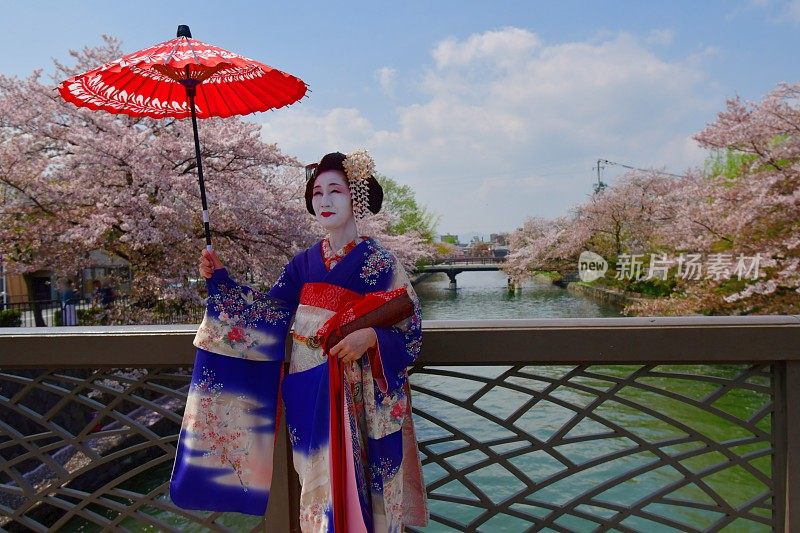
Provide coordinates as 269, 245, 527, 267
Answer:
342, 149, 375, 219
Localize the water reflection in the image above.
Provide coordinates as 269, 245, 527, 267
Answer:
414, 271, 620, 319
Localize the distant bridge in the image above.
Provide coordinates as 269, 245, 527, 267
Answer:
416, 256, 507, 289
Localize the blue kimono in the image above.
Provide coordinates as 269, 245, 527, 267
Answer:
170, 237, 428, 532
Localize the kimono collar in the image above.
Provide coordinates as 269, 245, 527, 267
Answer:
321, 235, 368, 271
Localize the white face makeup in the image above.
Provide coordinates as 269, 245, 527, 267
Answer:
311, 170, 354, 230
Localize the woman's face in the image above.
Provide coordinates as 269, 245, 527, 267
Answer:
311, 170, 354, 230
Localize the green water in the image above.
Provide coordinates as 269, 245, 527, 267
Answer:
411, 364, 771, 532
410, 273, 771, 531
60, 271, 771, 532
415, 271, 621, 319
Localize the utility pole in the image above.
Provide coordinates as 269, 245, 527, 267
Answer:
593, 159, 607, 194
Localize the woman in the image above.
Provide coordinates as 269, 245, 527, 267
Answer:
60, 279, 79, 326
171, 151, 428, 532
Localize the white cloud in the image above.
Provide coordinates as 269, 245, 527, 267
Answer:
260, 107, 374, 164
261, 28, 716, 234
739, 0, 800, 23
374, 67, 397, 96
787, 0, 800, 20
432, 27, 540, 68
645, 28, 674, 45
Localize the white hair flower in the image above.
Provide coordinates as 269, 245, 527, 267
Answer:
342, 148, 376, 219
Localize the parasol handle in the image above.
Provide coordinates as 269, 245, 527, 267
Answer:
182, 76, 213, 249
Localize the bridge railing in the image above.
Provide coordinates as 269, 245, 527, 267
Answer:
1, 316, 798, 532
441, 256, 506, 265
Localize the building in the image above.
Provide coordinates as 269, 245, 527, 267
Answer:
490, 233, 509, 246
0, 263, 29, 306
1, 250, 131, 305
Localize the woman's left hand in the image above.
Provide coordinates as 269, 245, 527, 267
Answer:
330, 328, 378, 364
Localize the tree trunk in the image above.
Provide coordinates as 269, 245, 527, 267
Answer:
22, 273, 46, 327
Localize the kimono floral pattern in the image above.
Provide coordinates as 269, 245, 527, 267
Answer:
194, 317, 262, 359
369, 456, 401, 494
381, 466, 409, 533
299, 498, 330, 532
183, 367, 252, 491
345, 379, 370, 499
389, 400, 406, 424
363, 371, 407, 440
395, 294, 422, 371
194, 270, 290, 360
273, 266, 288, 288
360, 241, 395, 286
207, 280, 288, 328
287, 423, 300, 446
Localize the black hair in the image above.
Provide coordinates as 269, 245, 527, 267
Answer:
304, 152, 383, 216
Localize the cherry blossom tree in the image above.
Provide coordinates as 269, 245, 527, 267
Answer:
357, 212, 434, 270
637, 83, 800, 314
0, 37, 434, 325
506, 81, 799, 315
0, 37, 312, 320
504, 216, 584, 283
504, 170, 672, 284
574, 170, 676, 257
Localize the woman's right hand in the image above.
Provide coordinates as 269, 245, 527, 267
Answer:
199, 249, 225, 279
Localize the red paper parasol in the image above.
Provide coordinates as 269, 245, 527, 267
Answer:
58, 25, 308, 248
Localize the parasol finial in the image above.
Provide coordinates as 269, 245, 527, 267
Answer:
177, 25, 192, 38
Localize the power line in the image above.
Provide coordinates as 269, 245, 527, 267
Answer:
598, 159, 686, 179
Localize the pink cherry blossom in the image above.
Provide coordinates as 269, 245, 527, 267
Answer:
506, 81, 799, 315
0, 37, 431, 318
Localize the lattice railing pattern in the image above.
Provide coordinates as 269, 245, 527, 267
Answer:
0, 367, 271, 532
408, 364, 775, 532
0, 364, 777, 532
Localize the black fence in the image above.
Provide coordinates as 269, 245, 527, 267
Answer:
0, 298, 205, 327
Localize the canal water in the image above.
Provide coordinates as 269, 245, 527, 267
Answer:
414, 270, 621, 320
410, 271, 770, 532
65, 271, 770, 532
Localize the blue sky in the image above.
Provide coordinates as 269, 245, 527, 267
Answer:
2, 1, 799, 239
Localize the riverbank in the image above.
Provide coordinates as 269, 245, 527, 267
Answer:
410, 271, 435, 285
566, 281, 644, 309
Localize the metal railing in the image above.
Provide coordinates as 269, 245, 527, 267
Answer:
0, 299, 93, 328
0, 298, 205, 327
441, 256, 507, 265
1, 316, 798, 532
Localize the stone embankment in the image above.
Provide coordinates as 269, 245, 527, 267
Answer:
410, 271, 436, 285
566, 281, 644, 308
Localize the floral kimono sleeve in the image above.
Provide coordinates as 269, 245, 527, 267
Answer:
170, 262, 302, 516
192, 266, 299, 360
267, 257, 303, 309
369, 256, 423, 396
356, 247, 428, 530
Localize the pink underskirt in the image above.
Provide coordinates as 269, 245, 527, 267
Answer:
343, 397, 368, 532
